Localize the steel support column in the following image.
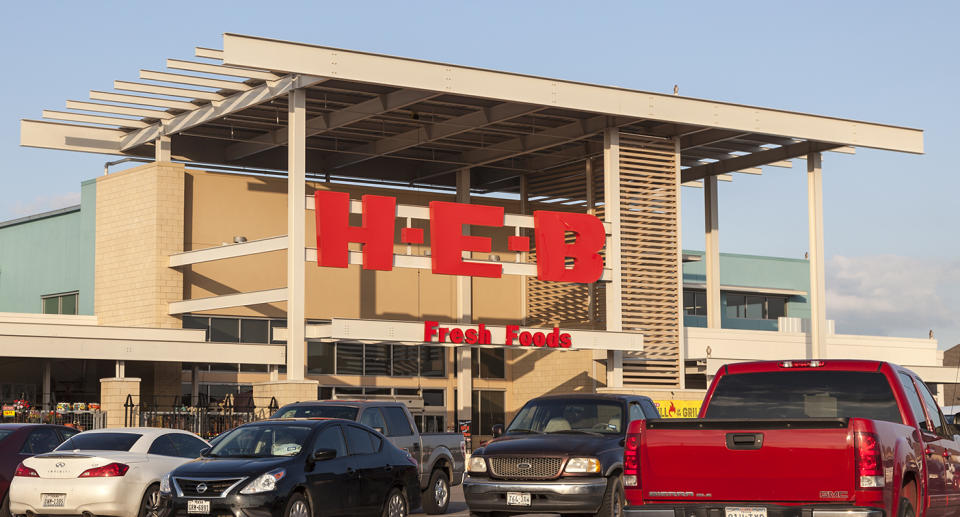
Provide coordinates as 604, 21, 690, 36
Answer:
286, 89, 306, 380
455, 168, 473, 437
603, 128, 623, 388
155, 135, 171, 162
807, 152, 827, 358
42, 360, 51, 411
704, 175, 721, 329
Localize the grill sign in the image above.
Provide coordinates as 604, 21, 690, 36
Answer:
314, 191, 607, 282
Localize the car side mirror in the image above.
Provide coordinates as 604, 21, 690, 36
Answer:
492, 424, 504, 438
199, 447, 211, 457
312, 448, 337, 462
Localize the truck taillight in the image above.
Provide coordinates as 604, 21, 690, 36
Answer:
779, 360, 825, 368
624, 421, 641, 487
855, 431, 884, 488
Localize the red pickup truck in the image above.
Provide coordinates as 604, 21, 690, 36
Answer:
623, 360, 960, 517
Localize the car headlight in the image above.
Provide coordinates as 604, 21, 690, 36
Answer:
159, 473, 171, 494
239, 468, 286, 494
467, 456, 487, 473
564, 457, 601, 474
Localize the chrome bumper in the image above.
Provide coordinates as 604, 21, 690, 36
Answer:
463, 476, 608, 513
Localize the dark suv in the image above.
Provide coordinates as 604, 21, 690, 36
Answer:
463, 394, 658, 517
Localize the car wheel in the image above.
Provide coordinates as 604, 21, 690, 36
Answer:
594, 476, 624, 517
138, 484, 162, 517
1, 493, 11, 517
382, 488, 408, 517
898, 497, 915, 517
468, 513, 490, 517
285, 493, 311, 517
423, 469, 450, 514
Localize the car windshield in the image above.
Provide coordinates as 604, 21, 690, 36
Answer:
506, 399, 624, 435
57, 432, 142, 451
210, 425, 312, 458
273, 405, 359, 420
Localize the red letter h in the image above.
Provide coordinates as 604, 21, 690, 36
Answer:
315, 191, 396, 270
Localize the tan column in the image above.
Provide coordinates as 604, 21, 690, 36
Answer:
674, 138, 686, 390
807, 152, 826, 358
586, 158, 598, 326
603, 128, 623, 388
704, 175, 721, 328
155, 135, 171, 162
455, 168, 473, 435
287, 89, 306, 379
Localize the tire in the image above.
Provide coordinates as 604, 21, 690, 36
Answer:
468, 513, 491, 517
137, 484, 162, 517
0, 493, 11, 517
284, 493, 311, 517
898, 497, 915, 517
594, 476, 624, 517
422, 469, 451, 514
382, 488, 408, 517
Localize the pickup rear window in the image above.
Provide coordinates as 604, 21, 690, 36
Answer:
705, 371, 903, 423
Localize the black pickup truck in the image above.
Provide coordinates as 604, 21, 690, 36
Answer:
463, 393, 659, 517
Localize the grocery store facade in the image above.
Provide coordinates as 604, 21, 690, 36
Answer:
2, 34, 950, 433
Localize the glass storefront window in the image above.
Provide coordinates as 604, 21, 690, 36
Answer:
336, 343, 363, 375
364, 344, 390, 376
421, 346, 445, 377
240, 319, 269, 343
307, 342, 335, 374
392, 346, 419, 377
472, 348, 505, 379
210, 318, 240, 343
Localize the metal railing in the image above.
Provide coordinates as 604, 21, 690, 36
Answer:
124, 394, 278, 439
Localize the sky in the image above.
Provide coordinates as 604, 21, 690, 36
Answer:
1, 1, 957, 348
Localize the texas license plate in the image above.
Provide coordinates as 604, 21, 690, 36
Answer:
506, 492, 531, 506
725, 507, 767, 517
187, 500, 211, 514
41, 494, 65, 508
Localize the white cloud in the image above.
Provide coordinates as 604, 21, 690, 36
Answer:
8, 192, 81, 219
826, 255, 960, 348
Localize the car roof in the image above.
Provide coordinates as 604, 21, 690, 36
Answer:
75, 427, 199, 438
0, 423, 61, 430
531, 393, 648, 402
280, 400, 398, 407
243, 417, 351, 427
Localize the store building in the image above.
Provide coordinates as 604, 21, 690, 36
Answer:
2, 33, 951, 433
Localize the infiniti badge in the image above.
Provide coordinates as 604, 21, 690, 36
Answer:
55, 462, 66, 468
517, 462, 532, 470
196, 482, 208, 494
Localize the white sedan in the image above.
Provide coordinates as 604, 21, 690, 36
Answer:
9, 427, 208, 517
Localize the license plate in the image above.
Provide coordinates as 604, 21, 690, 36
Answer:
725, 507, 767, 517
187, 500, 211, 514
506, 492, 531, 506
42, 494, 66, 508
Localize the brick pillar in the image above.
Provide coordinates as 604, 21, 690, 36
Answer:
100, 377, 141, 428
252, 380, 319, 411
95, 162, 184, 328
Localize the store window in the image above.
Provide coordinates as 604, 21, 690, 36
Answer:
336, 343, 364, 375
683, 290, 706, 316
308, 342, 335, 375
471, 390, 505, 444
725, 294, 788, 320
364, 344, 391, 376
472, 348, 505, 379
392, 346, 419, 377
421, 346, 445, 377
42, 292, 78, 315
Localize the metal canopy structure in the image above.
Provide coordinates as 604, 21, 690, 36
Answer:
21, 33, 922, 194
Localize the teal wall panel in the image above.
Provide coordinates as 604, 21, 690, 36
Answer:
0, 180, 96, 315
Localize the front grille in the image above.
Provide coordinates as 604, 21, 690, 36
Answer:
489, 457, 564, 480
174, 478, 243, 497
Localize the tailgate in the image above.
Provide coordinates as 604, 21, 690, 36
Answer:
641, 419, 854, 502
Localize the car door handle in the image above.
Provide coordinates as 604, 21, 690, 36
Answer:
385, 465, 393, 472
